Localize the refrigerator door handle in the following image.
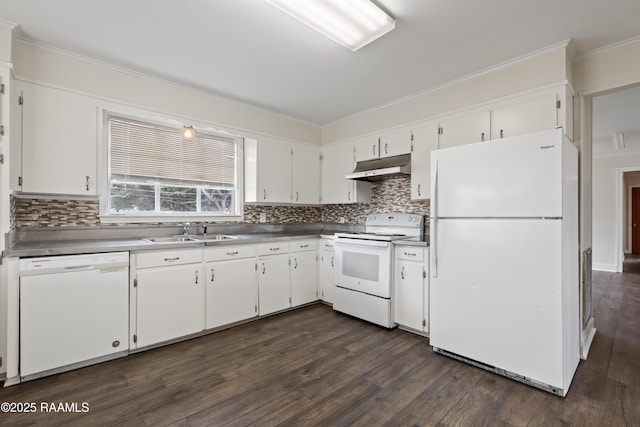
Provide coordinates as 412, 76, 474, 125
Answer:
431, 160, 438, 278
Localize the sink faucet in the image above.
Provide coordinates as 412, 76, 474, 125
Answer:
180, 223, 190, 236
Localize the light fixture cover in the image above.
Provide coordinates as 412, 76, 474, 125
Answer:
182, 125, 196, 141
265, 0, 395, 51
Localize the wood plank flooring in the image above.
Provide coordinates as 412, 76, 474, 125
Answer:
1, 270, 639, 426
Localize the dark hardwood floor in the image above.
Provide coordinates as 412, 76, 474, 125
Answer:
1, 270, 639, 426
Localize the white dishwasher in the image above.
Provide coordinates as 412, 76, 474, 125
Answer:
19, 251, 129, 380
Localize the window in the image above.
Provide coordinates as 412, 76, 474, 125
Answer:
106, 115, 242, 219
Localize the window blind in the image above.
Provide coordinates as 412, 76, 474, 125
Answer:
109, 117, 236, 186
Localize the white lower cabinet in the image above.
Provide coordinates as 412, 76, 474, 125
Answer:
133, 249, 204, 348
290, 239, 319, 306
318, 238, 335, 303
394, 246, 429, 334
205, 245, 258, 329
257, 242, 291, 315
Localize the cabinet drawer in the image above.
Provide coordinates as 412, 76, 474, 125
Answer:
320, 238, 335, 250
135, 248, 203, 268
290, 239, 318, 252
396, 247, 425, 262
257, 242, 290, 256
205, 245, 256, 262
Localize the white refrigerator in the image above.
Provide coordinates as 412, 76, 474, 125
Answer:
429, 128, 580, 396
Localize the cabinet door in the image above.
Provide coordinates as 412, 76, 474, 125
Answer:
258, 255, 291, 315
318, 251, 334, 303
259, 136, 292, 203
136, 264, 204, 348
380, 127, 411, 158
291, 251, 318, 306
292, 142, 320, 204
491, 93, 558, 140
205, 258, 257, 329
438, 111, 490, 149
321, 142, 354, 204
354, 136, 379, 162
20, 83, 98, 195
394, 260, 424, 331
410, 120, 438, 200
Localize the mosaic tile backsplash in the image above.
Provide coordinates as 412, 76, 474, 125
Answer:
12, 177, 429, 228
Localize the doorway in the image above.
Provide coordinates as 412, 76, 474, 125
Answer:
632, 187, 640, 254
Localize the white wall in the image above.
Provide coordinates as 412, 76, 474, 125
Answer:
11, 40, 321, 145
322, 45, 569, 144
592, 152, 640, 271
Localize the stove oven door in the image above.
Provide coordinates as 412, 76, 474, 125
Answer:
334, 238, 392, 298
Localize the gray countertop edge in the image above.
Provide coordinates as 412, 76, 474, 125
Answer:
393, 239, 429, 248
6, 233, 324, 258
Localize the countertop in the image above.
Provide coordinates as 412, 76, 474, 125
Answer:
5, 232, 323, 258
6, 226, 428, 258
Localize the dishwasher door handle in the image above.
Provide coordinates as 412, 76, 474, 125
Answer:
64, 265, 95, 272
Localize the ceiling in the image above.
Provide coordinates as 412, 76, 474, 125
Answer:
593, 85, 640, 157
1, 0, 640, 126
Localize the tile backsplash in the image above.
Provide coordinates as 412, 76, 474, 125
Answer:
12, 177, 429, 228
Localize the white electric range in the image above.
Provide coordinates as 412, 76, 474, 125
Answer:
333, 213, 424, 328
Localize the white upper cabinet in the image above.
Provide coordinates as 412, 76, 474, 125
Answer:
491, 86, 573, 141
380, 127, 412, 158
291, 142, 320, 204
353, 136, 379, 162
248, 136, 292, 204
354, 128, 412, 162
17, 82, 98, 195
245, 136, 320, 205
321, 141, 371, 204
410, 120, 438, 200
438, 110, 491, 149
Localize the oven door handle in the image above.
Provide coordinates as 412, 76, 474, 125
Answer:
334, 239, 391, 248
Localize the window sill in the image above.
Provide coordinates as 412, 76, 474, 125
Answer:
99, 214, 245, 224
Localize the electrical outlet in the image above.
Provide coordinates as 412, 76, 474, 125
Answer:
339, 217, 345, 224
259, 212, 267, 223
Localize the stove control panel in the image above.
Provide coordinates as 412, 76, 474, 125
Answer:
365, 213, 423, 229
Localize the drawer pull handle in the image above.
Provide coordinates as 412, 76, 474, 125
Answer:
300, 244, 309, 248
164, 257, 180, 262
404, 252, 416, 257
269, 247, 280, 252
227, 251, 239, 256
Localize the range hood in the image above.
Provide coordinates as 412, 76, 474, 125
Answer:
345, 154, 411, 181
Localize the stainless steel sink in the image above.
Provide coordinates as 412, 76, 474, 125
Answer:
142, 236, 199, 243
193, 234, 240, 241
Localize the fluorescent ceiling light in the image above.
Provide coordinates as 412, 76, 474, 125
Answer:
265, 0, 395, 51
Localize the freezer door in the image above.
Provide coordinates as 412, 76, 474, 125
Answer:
431, 128, 565, 218
430, 219, 570, 389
